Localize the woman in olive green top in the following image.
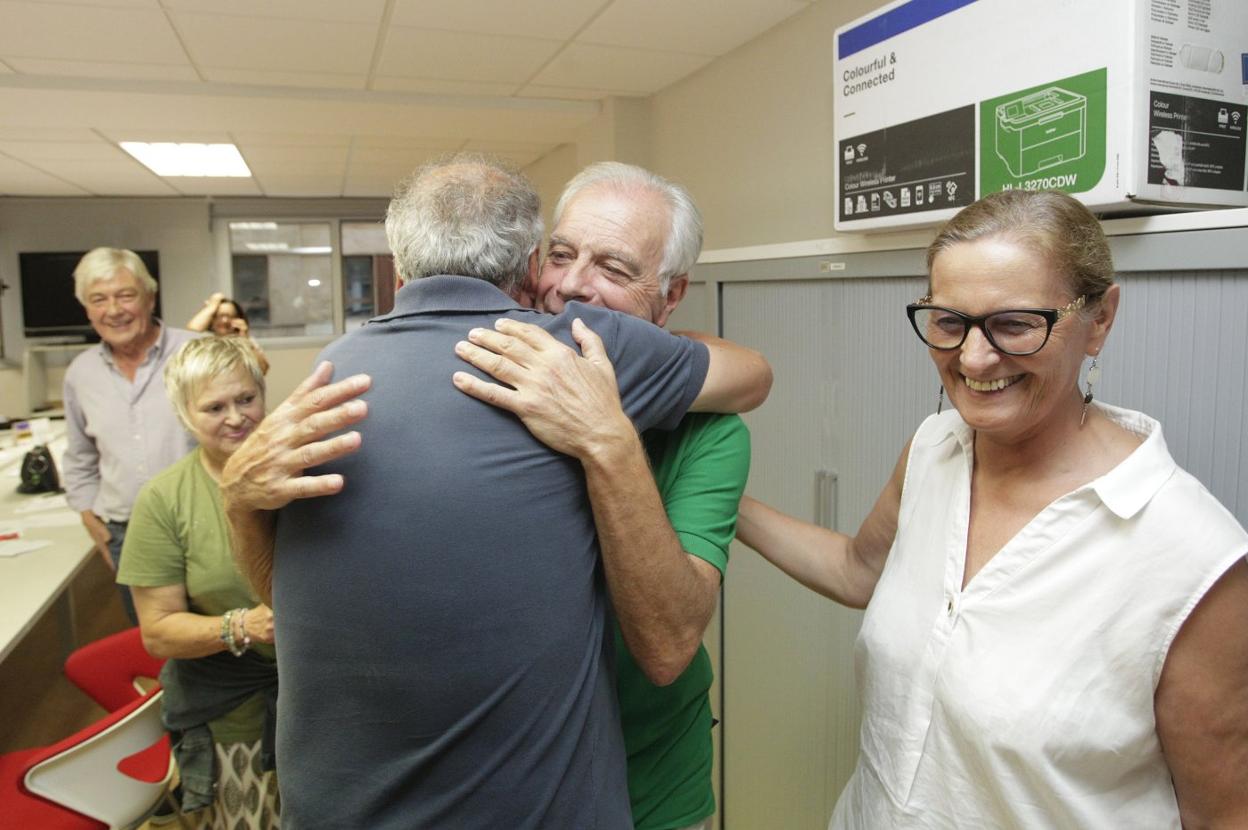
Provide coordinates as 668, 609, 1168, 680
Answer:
118, 335, 279, 829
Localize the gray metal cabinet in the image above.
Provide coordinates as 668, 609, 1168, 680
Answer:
718, 276, 930, 829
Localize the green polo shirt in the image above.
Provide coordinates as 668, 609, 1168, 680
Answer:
117, 448, 274, 744
618, 413, 750, 829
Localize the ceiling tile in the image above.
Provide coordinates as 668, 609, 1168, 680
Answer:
352, 135, 465, 150
342, 171, 404, 197
232, 131, 352, 148
255, 175, 345, 197
578, 0, 809, 56
0, 155, 89, 195
349, 145, 457, 172
0, 1, 186, 63
161, 0, 386, 24
463, 139, 558, 155
201, 67, 366, 90
372, 77, 518, 97
530, 43, 712, 93
243, 144, 350, 174
172, 12, 377, 74
0, 60, 13, 74
24, 0, 159, 7
0, 139, 126, 162
28, 159, 180, 195
378, 27, 559, 83
98, 128, 233, 143
0, 126, 98, 141
163, 177, 264, 196
4, 57, 199, 81
519, 84, 624, 101
389, 0, 599, 40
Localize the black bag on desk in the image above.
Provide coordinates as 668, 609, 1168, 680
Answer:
17, 445, 62, 494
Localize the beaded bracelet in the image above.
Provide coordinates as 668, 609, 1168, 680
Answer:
220, 609, 237, 654
221, 608, 250, 657
236, 608, 252, 655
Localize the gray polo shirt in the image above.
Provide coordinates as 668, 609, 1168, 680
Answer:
62, 322, 198, 522
273, 275, 710, 829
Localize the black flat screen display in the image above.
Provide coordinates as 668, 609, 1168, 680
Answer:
20, 250, 161, 339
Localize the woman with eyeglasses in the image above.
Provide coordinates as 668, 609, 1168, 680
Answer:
737, 189, 1248, 828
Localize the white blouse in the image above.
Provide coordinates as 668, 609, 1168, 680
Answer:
832, 403, 1248, 829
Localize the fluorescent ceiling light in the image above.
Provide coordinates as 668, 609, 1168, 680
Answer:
120, 142, 251, 177
307, 279, 322, 287
245, 242, 289, 252
230, 221, 278, 230
290, 246, 332, 255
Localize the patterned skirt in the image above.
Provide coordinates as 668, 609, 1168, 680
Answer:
188, 739, 280, 829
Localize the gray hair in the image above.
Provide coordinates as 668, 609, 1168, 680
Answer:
72, 248, 158, 306
554, 162, 703, 293
927, 189, 1114, 306
385, 154, 543, 295
164, 335, 266, 431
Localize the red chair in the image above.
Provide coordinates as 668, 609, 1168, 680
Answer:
0, 689, 172, 829
65, 627, 165, 712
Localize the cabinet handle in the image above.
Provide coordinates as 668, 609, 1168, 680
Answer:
815, 470, 839, 531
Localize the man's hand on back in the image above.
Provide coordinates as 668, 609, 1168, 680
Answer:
221, 361, 372, 513
452, 318, 635, 463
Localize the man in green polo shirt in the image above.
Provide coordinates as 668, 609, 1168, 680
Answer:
469, 161, 764, 829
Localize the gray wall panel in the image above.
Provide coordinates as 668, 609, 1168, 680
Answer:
1102, 269, 1248, 524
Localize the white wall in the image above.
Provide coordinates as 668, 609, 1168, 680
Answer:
0, 197, 216, 415
646, 0, 882, 251
0, 198, 360, 417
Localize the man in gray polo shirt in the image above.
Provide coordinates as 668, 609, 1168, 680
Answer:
222, 156, 768, 828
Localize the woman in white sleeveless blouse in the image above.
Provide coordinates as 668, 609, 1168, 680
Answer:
737, 190, 1248, 828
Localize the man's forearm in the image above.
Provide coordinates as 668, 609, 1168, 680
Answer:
681, 331, 772, 414
582, 429, 719, 687
226, 505, 277, 606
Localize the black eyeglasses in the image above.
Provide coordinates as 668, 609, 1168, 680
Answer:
906, 295, 1086, 356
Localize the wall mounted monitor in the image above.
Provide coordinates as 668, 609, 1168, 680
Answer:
19, 250, 162, 340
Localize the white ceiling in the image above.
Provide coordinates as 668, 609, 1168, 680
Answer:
0, 0, 813, 197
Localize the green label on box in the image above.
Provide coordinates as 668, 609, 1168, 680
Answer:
980, 68, 1107, 195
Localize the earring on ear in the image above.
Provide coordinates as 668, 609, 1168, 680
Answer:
937, 385, 945, 414
1080, 356, 1100, 426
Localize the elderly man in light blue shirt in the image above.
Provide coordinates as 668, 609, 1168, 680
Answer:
61, 247, 197, 623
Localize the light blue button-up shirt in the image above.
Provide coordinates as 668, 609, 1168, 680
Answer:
61, 322, 200, 522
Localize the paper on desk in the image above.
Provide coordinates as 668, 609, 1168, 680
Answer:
11, 493, 69, 514
12, 511, 81, 528
0, 538, 51, 557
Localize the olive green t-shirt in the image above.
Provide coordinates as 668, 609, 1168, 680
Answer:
117, 448, 274, 744
619, 413, 750, 829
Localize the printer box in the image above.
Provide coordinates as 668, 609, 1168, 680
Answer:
833, 0, 1248, 232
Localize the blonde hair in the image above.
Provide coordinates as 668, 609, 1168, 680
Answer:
72, 248, 158, 305
164, 336, 266, 429
927, 190, 1115, 304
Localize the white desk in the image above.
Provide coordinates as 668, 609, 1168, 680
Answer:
0, 429, 94, 665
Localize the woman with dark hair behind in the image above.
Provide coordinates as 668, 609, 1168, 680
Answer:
188, 292, 269, 374
737, 189, 1248, 828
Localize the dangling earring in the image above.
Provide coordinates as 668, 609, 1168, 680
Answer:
937, 385, 945, 414
1080, 357, 1100, 426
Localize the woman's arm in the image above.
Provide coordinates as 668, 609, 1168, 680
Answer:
1155, 557, 1248, 826
132, 584, 274, 660
187, 292, 225, 332
735, 440, 909, 609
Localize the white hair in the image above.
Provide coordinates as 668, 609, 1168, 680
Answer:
553, 162, 703, 293
385, 154, 543, 295
164, 336, 266, 431
72, 248, 158, 306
